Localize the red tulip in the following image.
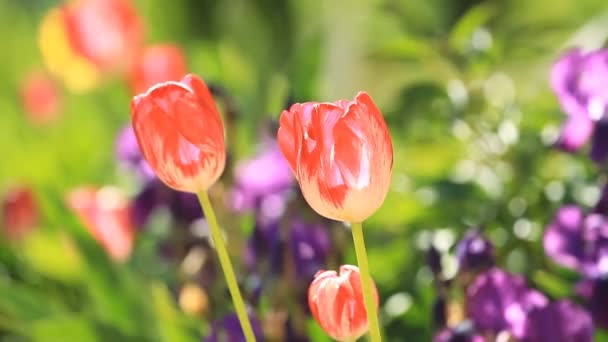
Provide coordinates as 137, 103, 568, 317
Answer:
38, 0, 143, 91
129, 44, 187, 95
62, 0, 143, 72
308, 265, 379, 341
66, 186, 134, 261
277, 92, 393, 222
130, 74, 225, 193
2, 186, 39, 239
20, 71, 62, 125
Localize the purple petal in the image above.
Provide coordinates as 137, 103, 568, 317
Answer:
467, 268, 547, 336
230, 142, 294, 213
289, 220, 331, 281
550, 48, 587, 117
433, 322, 486, 342
556, 115, 594, 152
589, 279, 608, 329
590, 119, 608, 162
524, 300, 594, 342
115, 124, 156, 180
205, 312, 263, 342
456, 229, 494, 273
577, 50, 608, 119
543, 206, 586, 270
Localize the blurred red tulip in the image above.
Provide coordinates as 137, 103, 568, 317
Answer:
20, 71, 61, 124
277, 92, 393, 223
129, 44, 187, 95
39, 0, 143, 92
66, 186, 134, 261
63, 0, 143, 72
131, 74, 226, 193
308, 265, 379, 341
2, 186, 39, 239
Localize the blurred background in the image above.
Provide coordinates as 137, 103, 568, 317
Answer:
2, 0, 608, 341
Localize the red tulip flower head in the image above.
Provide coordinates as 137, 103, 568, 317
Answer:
66, 186, 134, 261
20, 71, 62, 125
130, 74, 226, 193
2, 185, 39, 239
278, 92, 393, 223
62, 0, 143, 72
308, 265, 379, 341
129, 44, 187, 95
38, 0, 143, 91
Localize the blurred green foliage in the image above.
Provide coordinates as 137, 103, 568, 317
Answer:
1, 0, 608, 340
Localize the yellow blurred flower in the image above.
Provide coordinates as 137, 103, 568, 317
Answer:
38, 8, 99, 92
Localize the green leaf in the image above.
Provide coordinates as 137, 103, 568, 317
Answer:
28, 315, 98, 342
372, 36, 435, 62
531, 270, 573, 299
150, 283, 199, 342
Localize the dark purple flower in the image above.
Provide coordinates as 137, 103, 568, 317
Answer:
543, 205, 608, 278
131, 179, 202, 227
169, 191, 204, 223
230, 142, 294, 219
551, 48, 608, 161
115, 124, 155, 180
427, 244, 442, 275
578, 278, 608, 329
523, 300, 594, 342
205, 312, 263, 342
593, 184, 608, 215
589, 278, 608, 329
467, 268, 548, 338
456, 230, 494, 273
288, 220, 331, 281
244, 220, 281, 270
434, 321, 485, 342
432, 296, 447, 327
591, 119, 608, 162
245, 218, 330, 283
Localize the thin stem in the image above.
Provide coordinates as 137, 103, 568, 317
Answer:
197, 191, 256, 342
351, 222, 382, 342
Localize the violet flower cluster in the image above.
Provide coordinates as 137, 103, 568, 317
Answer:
432, 47, 608, 342
232, 137, 332, 305
551, 48, 608, 161
433, 230, 594, 342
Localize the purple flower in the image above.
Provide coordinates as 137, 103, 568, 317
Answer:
230, 142, 294, 219
456, 229, 494, 273
467, 268, 548, 338
245, 218, 330, 282
115, 125, 155, 180
432, 296, 447, 327
131, 179, 202, 227
578, 278, 608, 329
551, 48, 608, 162
523, 300, 594, 342
589, 279, 608, 329
434, 321, 485, 342
543, 205, 608, 278
205, 312, 263, 342
288, 219, 331, 281
555, 114, 594, 152
427, 244, 442, 275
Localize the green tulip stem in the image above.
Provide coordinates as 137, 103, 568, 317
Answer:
351, 221, 382, 342
197, 191, 256, 342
